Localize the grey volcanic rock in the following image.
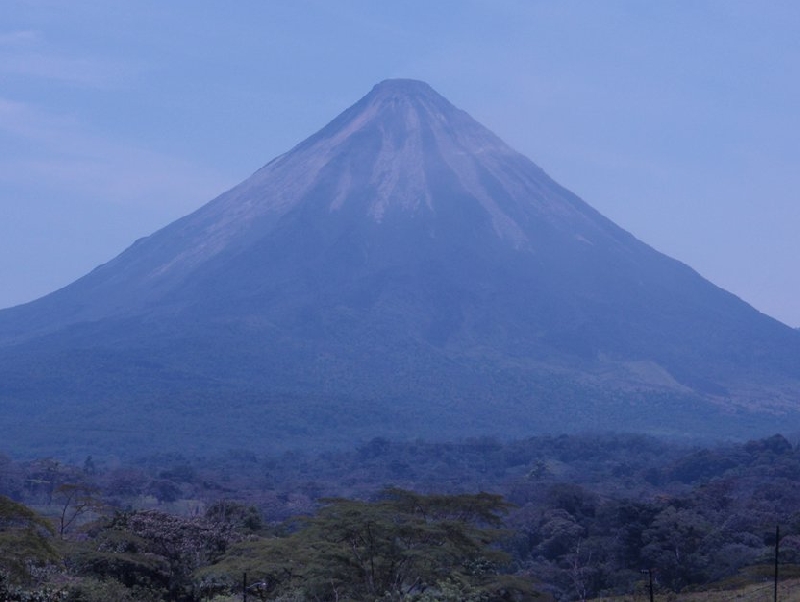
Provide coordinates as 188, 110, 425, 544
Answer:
1, 79, 799, 457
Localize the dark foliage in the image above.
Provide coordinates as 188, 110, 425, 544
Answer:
2, 432, 800, 600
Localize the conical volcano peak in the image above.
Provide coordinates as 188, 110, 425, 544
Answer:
367, 78, 446, 105
212, 79, 513, 229
303, 78, 538, 236
338, 78, 461, 134
156, 79, 606, 272
3, 78, 800, 457
371, 78, 438, 96
355, 79, 466, 132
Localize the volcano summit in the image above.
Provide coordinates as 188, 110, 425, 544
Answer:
2, 80, 799, 457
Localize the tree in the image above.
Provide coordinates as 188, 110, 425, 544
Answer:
198, 488, 543, 601
54, 482, 104, 538
74, 509, 235, 601
0, 495, 60, 584
205, 499, 263, 533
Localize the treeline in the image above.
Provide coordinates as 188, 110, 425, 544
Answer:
2, 432, 800, 600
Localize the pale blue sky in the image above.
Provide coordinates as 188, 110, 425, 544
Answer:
2, 1, 799, 326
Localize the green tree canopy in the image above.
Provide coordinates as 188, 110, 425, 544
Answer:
0, 495, 59, 583
197, 487, 542, 601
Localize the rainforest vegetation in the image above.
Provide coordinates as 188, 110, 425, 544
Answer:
3, 432, 800, 601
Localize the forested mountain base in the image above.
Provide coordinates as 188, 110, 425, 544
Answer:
2, 432, 800, 600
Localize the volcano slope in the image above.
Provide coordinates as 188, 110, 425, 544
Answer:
1, 79, 799, 457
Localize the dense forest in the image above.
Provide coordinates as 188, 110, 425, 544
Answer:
3, 432, 800, 601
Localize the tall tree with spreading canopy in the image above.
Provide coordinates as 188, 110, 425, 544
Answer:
197, 488, 543, 601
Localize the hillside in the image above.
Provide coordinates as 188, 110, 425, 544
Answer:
1, 80, 799, 457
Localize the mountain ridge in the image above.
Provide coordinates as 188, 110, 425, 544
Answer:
1, 79, 799, 457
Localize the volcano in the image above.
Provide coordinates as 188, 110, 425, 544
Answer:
2, 79, 799, 457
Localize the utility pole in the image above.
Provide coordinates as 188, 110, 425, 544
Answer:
775, 525, 780, 602
640, 569, 654, 602
243, 571, 247, 602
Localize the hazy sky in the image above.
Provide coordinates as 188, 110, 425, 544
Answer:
2, 1, 799, 326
